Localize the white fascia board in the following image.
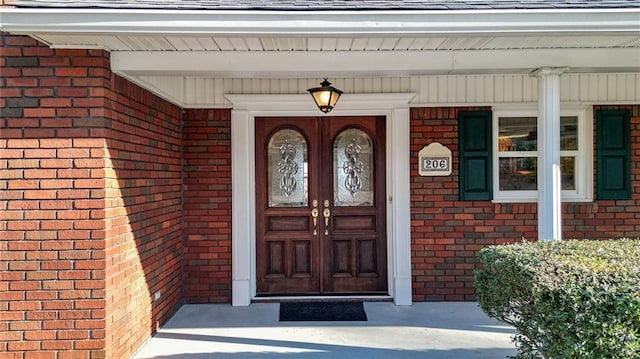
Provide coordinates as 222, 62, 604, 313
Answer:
111, 48, 640, 78
111, 50, 453, 77
1, 8, 639, 36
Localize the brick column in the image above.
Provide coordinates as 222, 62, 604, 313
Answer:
1, 33, 183, 359
1, 34, 109, 358
182, 109, 232, 304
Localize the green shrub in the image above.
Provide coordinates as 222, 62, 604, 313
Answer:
475, 239, 640, 359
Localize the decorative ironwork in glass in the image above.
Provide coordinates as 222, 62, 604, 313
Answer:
344, 138, 364, 196
279, 140, 298, 196
268, 129, 308, 207
334, 128, 373, 206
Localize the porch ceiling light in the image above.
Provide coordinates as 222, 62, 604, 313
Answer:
308, 79, 343, 114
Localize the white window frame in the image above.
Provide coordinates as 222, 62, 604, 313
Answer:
492, 105, 593, 203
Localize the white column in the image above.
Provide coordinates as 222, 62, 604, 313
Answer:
231, 109, 253, 306
531, 67, 567, 241
389, 107, 412, 306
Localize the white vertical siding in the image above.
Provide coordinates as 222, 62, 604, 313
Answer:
135, 75, 186, 105
138, 73, 640, 108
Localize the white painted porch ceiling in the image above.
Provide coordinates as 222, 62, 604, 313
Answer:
34, 33, 640, 52
31, 31, 640, 108
3, 7, 638, 107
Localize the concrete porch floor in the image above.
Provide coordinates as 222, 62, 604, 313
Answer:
133, 302, 518, 359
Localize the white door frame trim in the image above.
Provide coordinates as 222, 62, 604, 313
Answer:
228, 93, 415, 306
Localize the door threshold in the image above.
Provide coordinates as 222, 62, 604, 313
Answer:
252, 295, 393, 303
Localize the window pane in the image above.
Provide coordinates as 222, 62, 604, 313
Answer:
499, 117, 537, 152
561, 156, 576, 190
334, 128, 374, 207
268, 129, 308, 207
561, 116, 578, 151
499, 157, 537, 190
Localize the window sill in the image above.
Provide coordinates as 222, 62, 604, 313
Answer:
492, 197, 594, 204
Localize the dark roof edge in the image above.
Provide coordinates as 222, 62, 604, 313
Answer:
9, 0, 640, 11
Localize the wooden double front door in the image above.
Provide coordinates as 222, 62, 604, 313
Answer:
255, 116, 387, 295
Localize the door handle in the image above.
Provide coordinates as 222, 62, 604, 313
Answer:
311, 200, 319, 235
323, 200, 330, 236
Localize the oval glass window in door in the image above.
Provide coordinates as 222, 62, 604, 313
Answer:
333, 128, 374, 207
268, 129, 308, 207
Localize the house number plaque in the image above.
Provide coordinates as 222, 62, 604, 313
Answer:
419, 142, 452, 176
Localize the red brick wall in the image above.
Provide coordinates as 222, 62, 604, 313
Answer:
102, 77, 183, 359
1, 34, 183, 359
410, 107, 501, 302
182, 109, 232, 303
565, 104, 640, 239
2, 31, 640, 359
410, 105, 640, 302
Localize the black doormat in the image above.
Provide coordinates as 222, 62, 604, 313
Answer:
279, 301, 368, 321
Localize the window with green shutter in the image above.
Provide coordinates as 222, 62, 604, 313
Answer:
596, 109, 631, 200
459, 111, 492, 200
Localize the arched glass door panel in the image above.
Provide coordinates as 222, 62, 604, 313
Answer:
268, 129, 308, 207
333, 128, 374, 207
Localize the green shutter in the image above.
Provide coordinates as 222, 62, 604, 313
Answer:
459, 110, 492, 200
596, 109, 631, 200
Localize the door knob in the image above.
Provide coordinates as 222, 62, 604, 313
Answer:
323, 201, 331, 235
311, 200, 319, 235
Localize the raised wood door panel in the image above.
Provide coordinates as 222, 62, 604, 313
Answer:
255, 116, 387, 295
